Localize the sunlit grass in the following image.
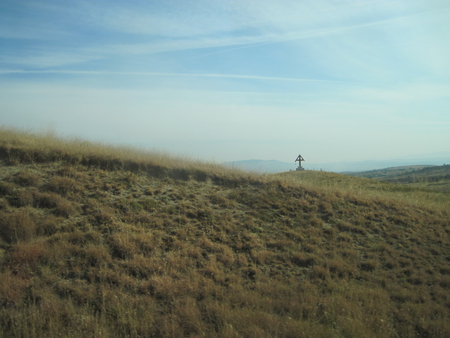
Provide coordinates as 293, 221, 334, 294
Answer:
276, 170, 450, 212
0, 126, 267, 181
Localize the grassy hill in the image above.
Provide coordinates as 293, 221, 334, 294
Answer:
346, 165, 450, 193
1, 128, 450, 337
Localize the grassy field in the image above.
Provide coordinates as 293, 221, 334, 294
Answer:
1, 128, 450, 337
346, 165, 450, 194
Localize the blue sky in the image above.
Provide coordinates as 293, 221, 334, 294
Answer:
1, 0, 449, 164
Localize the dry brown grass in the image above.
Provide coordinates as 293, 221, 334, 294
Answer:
1, 127, 450, 337
0, 209, 36, 244
0, 127, 263, 183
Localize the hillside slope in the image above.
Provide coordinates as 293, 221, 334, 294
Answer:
346, 164, 450, 193
1, 128, 450, 338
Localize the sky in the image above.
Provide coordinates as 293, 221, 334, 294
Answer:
1, 0, 449, 165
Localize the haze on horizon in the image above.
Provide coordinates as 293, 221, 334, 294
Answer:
1, 0, 449, 164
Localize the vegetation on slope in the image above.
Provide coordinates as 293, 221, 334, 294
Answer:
1, 128, 450, 337
346, 165, 450, 194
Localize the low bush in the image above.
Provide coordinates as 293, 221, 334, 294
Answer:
0, 209, 36, 244
12, 171, 41, 187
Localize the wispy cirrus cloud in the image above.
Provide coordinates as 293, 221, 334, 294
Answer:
0, 69, 354, 85
0, 51, 103, 68
3, 0, 449, 69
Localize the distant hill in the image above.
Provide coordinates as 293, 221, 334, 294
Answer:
345, 164, 450, 193
225, 155, 450, 173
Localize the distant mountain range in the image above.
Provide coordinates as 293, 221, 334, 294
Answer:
224, 153, 450, 173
